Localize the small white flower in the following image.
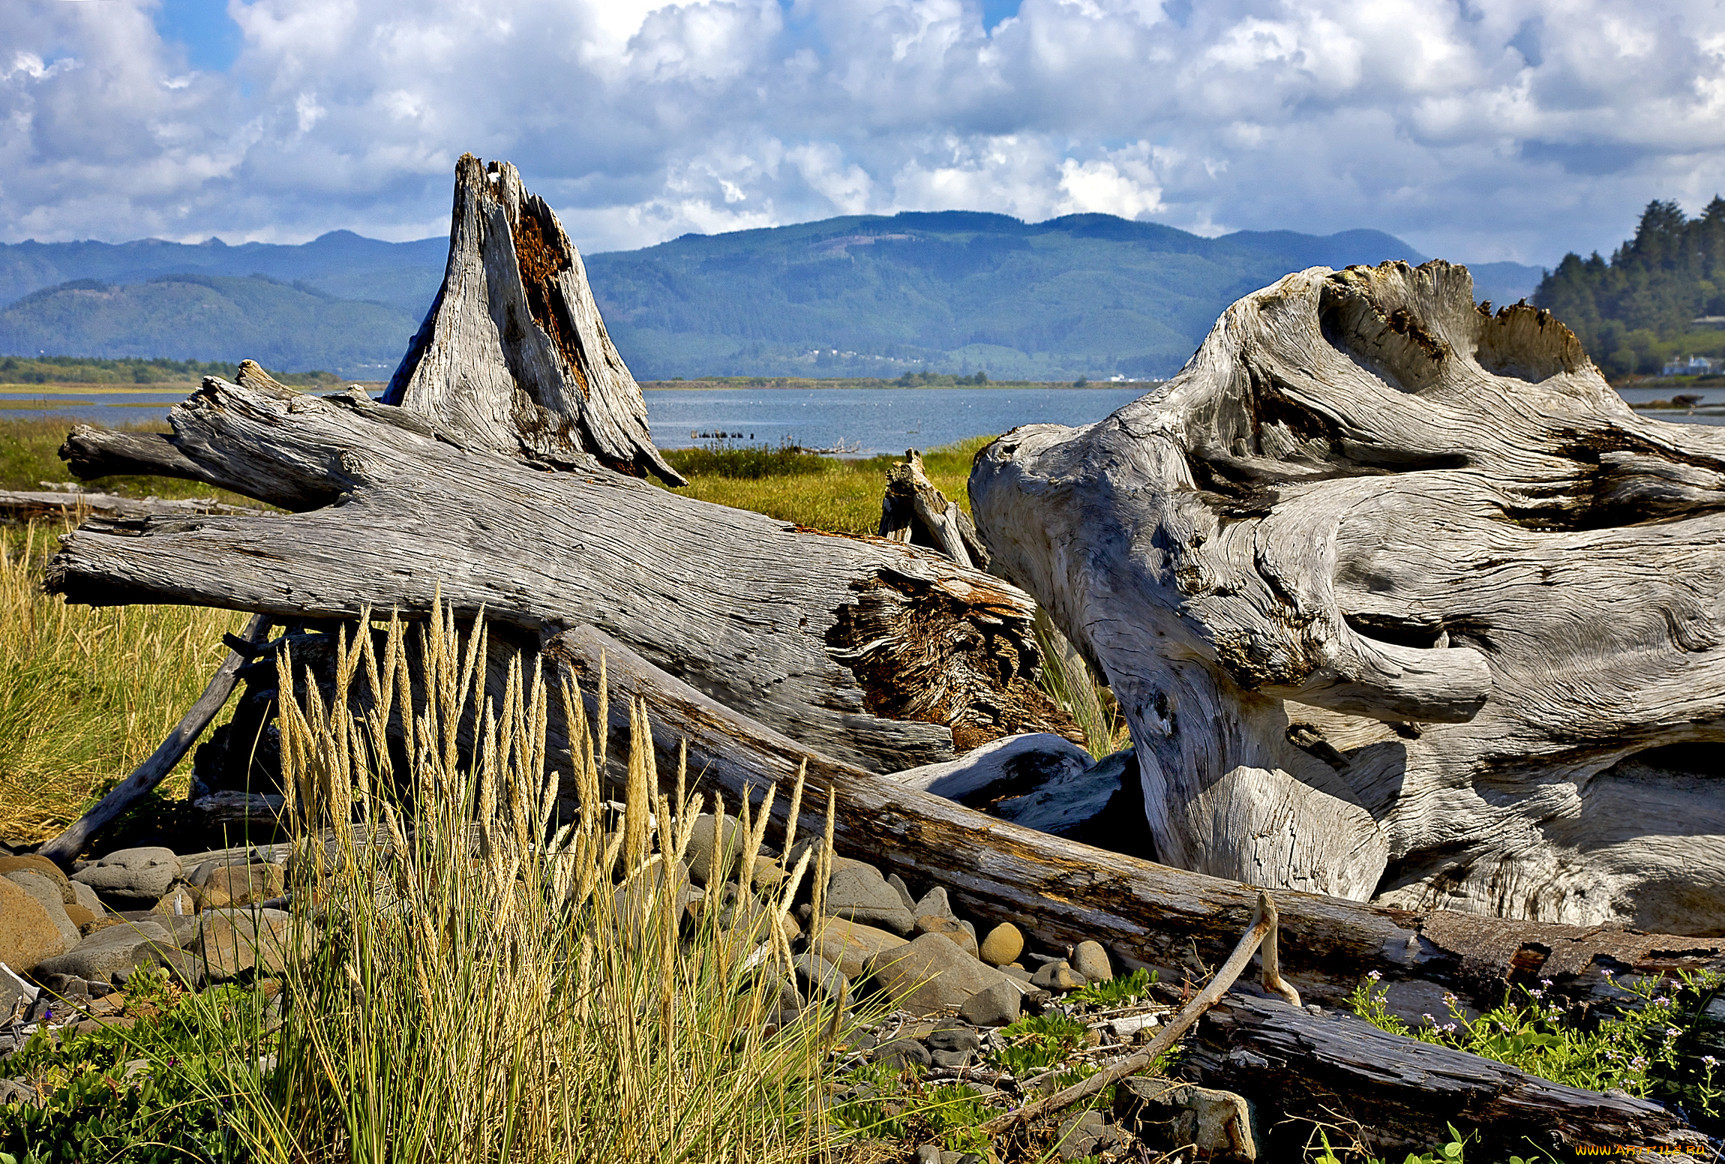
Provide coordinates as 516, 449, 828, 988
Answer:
1703, 1055, 1718, 1068
1367, 970, 1381, 982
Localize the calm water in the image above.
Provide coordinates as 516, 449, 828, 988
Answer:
644, 387, 1147, 454
7, 384, 1722, 445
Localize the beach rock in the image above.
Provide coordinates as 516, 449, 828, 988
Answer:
195, 863, 285, 911
792, 951, 849, 1006
683, 814, 745, 886
869, 1037, 932, 1069
927, 1025, 982, 1053
823, 865, 914, 935
809, 918, 905, 978
872, 932, 1012, 1015
612, 861, 698, 933
73, 847, 182, 905
0, 856, 72, 901
1032, 960, 1085, 993
35, 918, 175, 984
915, 915, 979, 957
1072, 940, 1112, 983
978, 922, 1024, 967
4, 872, 80, 951
0, 876, 70, 972
0, 1079, 35, 1106
886, 874, 917, 912
63, 903, 95, 930
1056, 1110, 1109, 1161
68, 880, 102, 915
154, 884, 198, 919
126, 907, 197, 947
912, 886, 956, 923
1115, 1076, 1257, 1161
959, 978, 1023, 1027
195, 908, 293, 981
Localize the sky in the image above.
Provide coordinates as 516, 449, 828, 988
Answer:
4, 0, 1725, 264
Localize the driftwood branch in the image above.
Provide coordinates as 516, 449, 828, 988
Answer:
980, 889, 1291, 1135
878, 449, 988, 568
0, 489, 260, 523
38, 612, 272, 863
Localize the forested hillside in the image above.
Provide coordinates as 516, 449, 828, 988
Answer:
1534, 199, 1725, 377
0, 213, 1542, 380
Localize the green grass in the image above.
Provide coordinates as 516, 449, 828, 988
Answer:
662, 436, 992, 536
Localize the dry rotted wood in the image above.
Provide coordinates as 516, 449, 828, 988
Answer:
971, 259, 1725, 932
1187, 992, 1705, 1157
384, 153, 682, 484
47, 374, 1073, 774
878, 449, 988, 568
544, 624, 1725, 1019
37, 612, 272, 864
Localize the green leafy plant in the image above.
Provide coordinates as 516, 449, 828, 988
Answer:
988, 1013, 1089, 1077
1069, 967, 1156, 1009
1348, 968, 1725, 1119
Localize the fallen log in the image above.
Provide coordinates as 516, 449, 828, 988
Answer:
1187, 992, 1706, 1157
0, 489, 260, 523
544, 624, 1725, 1019
970, 260, 1725, 932
45, 371, 1073, 774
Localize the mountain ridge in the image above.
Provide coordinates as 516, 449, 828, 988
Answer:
0, 212, 1545, 380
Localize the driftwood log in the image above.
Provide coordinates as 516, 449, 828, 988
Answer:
0, 489, 260, 523
971, 260, 1725, 934
545, 624, 1717, 1152
879, 449, 989, 569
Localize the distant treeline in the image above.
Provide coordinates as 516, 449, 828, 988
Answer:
0, 355, 345, 387
1535, 199, 1725, 377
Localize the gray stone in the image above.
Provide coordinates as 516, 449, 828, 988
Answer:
886, 873, 917, 912
1115, 1076, 1258, 1162
930, 1048, 972, 1069
914, 915, 979, 957
73, 847, 182, 904
978, 922, 1024, 967
1001, 963, 1034, 984
1056, 1110, 1108, 1161
873, 931, 1012, 1015
683, 813, 745, 886
68, 880, 102, 915
927, 1025, 982, 1053
0, 1078, 35, 1105
0, 962, 37, 1020
959, 978, 1023, 1027
195, 908, 294, 981
916, 1144, 942, 1164
792, 951, 849, 1006
1072, 940, 1112, 983
869, 1036, 932, 1068
1032, 960, 1085, 992
35, 919, 176, 984
912, 886, 956, 922
4, 872, 80, 951
823, 865, 914, 935
809, 918, 904, 979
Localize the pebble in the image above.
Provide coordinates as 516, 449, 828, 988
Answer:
978, 922, 1024, 967
926, 1025, 982, 1053
911, 886, 956, 922
914, 915, 978, 957
1072, 939, 1112, 983
929, 1048, 972, 1069
792, 951, 849, 1006
683, 814, 744, 886
1031, 959, 1086, 992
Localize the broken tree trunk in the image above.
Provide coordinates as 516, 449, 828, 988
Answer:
878, 449, 989, 568
47, 372, 1073, 774
970, 260, 1725, 934
384, 154, 683, 484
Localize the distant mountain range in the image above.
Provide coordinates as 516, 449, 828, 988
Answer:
0, 217, 1544, 380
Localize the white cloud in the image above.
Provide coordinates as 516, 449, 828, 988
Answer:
0, 0, 1723, 265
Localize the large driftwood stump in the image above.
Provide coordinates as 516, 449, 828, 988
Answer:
971, 260, 1725, 933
